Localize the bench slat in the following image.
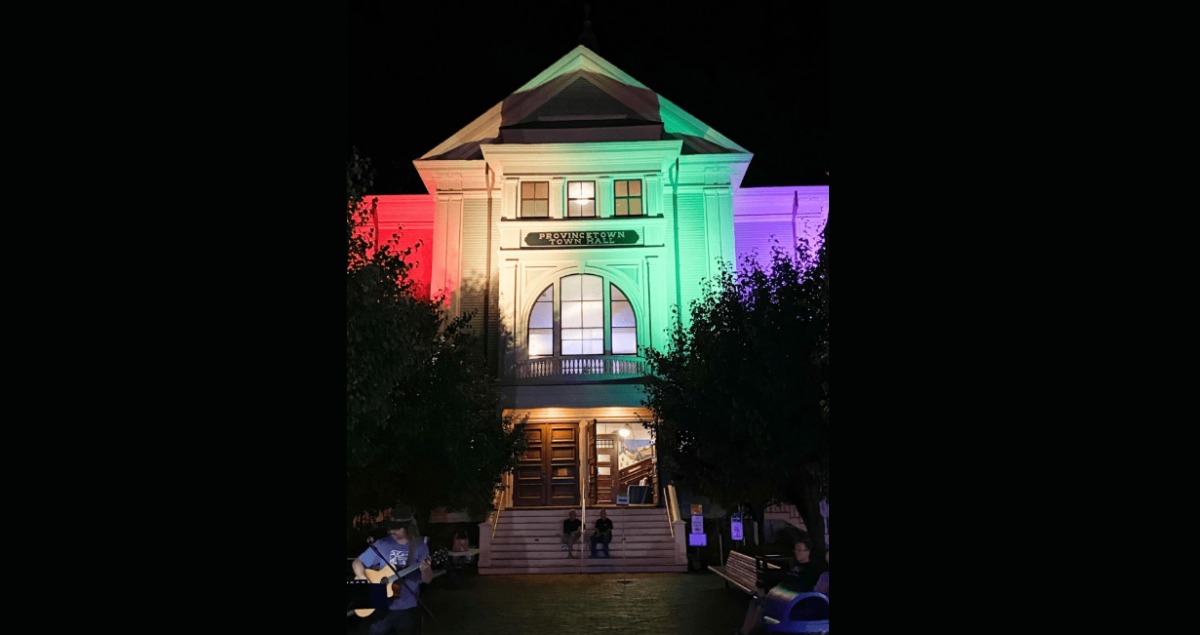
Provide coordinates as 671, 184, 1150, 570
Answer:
708, 565, 756, 595
707, 550, 785, 596
708, 551, 759, 595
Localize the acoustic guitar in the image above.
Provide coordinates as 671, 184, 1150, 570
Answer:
353, 548, 448, 618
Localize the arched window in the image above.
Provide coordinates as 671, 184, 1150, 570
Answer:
562, 274, 603, 354
528, 285, 554, 356
610, 285, 636, 354
526, 274, 638, 357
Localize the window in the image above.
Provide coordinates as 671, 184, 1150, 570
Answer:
562, 274, 603, 354
610, 285, 636, 354
521, 181, 549, 218
526, 274, 638, 357
567, 181, 595, 217
528, 285, 554, 356
614, 179, 643, 216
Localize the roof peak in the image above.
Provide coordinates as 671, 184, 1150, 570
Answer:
419, 45, 748, 161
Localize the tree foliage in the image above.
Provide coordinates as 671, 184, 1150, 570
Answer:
643, 237, 829, 558
346, 149, 525, 544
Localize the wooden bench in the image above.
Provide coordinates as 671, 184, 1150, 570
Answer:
708, 550, 781, 595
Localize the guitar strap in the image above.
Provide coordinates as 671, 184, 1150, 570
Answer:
365, 538, 438, 623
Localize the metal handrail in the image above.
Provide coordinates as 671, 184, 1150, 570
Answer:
667, 484, 680, 524
664, 487, 674, 537
487, 483, 505, 540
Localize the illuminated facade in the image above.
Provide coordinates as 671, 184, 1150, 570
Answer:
370, 46, 827, 514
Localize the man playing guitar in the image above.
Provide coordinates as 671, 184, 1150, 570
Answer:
351, 506, 434, 634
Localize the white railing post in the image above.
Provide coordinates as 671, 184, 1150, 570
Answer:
478, 520, 492, 568
673, 519, 687, 565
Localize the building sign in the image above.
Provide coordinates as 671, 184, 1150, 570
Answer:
731, 513, 744, 541
689, 513, 706, 546
524, 230, 641, 247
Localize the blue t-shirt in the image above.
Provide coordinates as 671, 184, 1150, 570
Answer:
358, 537, 430, 611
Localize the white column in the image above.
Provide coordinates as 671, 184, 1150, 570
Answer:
502, 177, 520, 220
644, 173, 661, 217
550, 177, 565, 219
599, 176, 613, 218
499, 258, 519, 375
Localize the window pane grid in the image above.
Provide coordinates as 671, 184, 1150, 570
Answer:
612, 328, 637, 354
567, 201, 594, 217
582, 300, 603, 327
614, 179, 643, 217
531, 302, 553, 328
522, 181, 549, 218
528, 284, 554, 356
567, 181, 596, 218
582, 275, 602, 299
612, 301, 634, 327
526, 277, 639, 359
610, 283, 637, 353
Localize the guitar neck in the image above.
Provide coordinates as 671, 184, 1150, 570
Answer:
368, 548, 445, 585
384, 562, 422, 583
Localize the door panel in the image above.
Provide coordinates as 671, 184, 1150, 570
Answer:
587, 422, 598, 506
596, 433, 616, 503
514, 427, 547, 506
515, 423, 580, 507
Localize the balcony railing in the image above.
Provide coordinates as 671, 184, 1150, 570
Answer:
512, 355, 648, 380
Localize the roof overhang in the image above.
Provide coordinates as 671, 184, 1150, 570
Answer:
479, 140, 684, 177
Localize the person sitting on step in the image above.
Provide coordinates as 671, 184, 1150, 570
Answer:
589, 509, 613, 558
561, 510, 583, 558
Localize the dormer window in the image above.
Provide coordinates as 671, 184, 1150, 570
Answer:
567, 181, 596, 218
521, 181, 549, 218
614, 180, 643, 216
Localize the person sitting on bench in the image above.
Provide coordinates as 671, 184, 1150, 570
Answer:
736, 533, 821, 635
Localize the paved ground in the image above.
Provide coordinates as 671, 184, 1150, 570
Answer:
347, 570, 751, 634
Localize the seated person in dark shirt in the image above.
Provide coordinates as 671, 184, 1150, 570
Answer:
590, 509, 613, 558
780, 537, 821, 591
737, 534, 822, 635
561, 510, 583, 558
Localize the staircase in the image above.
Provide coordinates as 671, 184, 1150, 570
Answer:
479, 507, 686, 575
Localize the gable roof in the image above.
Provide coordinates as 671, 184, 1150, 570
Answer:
419, 45, 749, 161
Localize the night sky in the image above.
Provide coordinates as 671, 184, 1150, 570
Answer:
348, 0, 829, 194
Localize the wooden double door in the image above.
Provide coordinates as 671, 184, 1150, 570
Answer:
514, 422, 580, 507
513, 421, 656, 507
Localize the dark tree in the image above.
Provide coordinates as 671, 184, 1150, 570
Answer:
643, 237, 829, 560
346, 149, 525, 548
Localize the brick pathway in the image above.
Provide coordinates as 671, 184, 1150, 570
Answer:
348, 571, 750, 634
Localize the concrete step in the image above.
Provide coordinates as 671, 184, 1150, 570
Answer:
479, 563, 687, 575
493, 530, 672, 541
501, 515, 667, 524
484, 552, 681, 561
493, 526, 666, 534
491, 538, 674, 548
484, 507, 681, 576
496, 509, 667, 519
487, 542, 676, 552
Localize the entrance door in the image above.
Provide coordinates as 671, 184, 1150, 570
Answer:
514, 423, 580, 507
595, 433, 617, 503
587, 423, 598, 505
